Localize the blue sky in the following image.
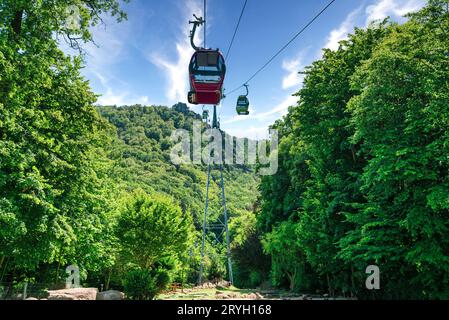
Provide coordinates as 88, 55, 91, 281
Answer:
74, 0, 425, 139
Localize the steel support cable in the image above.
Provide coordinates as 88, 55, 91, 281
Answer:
225, 0, 337, 96
204, 0, 207, 48
225, 0, 249, 61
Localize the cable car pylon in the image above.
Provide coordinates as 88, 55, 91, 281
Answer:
198, 105, 233, 286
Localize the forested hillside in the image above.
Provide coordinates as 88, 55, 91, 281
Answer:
257, 1, 449, 299
98, 104, 261, 287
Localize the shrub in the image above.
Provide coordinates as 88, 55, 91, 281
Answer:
123, 269, 158, 300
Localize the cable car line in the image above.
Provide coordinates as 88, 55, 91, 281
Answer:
203, 0, 207, 48
225, 0, 337, 96
225, 0, 249, 61
202, 0, 206, 113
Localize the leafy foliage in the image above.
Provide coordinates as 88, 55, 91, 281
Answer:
116, 190, 194, 269
257, 1, 449, 298
0, 0, 260, 292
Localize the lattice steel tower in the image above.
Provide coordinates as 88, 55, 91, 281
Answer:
198, 105, 233, 285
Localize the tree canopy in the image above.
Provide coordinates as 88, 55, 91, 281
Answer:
257, 0, 449, 299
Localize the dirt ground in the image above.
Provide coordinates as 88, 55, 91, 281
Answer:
157, 283, 355, 300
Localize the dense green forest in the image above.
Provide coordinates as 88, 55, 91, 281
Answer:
1, 0, 449, 300
256, 1, 449, 299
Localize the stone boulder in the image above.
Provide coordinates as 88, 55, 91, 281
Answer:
96, 290, 125, 300
47, 288, 98, 300
245, 293, 258, 300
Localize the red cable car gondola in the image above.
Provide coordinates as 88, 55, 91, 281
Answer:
187, 15, 226, 105
188, 49, 226, 105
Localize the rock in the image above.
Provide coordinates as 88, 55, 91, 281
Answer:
215, 293, 228, 300
48, 293, 76, 300
228, 292, 238, 299
26, 297, 38, 300
47, 288, 98, 300
216, 292, 238, 300
96, 290, 125, 300
216, 281, 231, 288
246, 293, 257, 300
255, 293, 264, 300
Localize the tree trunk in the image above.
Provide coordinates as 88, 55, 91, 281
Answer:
350, 266, 355, 297
5, 266, 16, 298
55, 261, 61, 283
12, 10, 24, 36
326, 273, 334, 297
0, 257, 9, 283
105, 268, 112, 291
287, 269, 297, 292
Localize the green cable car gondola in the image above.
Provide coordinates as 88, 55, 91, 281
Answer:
202, 109, 209, 120
236, 96, 249, 115
236, 84, 250, 116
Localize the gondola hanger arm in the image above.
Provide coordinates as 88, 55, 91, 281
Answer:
244, 84, 249, 97
189, 15, 204, 51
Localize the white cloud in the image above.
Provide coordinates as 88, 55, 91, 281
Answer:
223, 94, 297, 125
325, 6, 363, 51
61, 13, 143, 106
226, 125, 272, 140
96, 89, 150, 106
365, 0, 425, 25
282, 54, 306, 90
85, 22, 126, 67
149, 0, 204, 105
324, 0, 425, 52
150, 43, 194, 103
260, 94, 298, 119
75, 14, 132, 87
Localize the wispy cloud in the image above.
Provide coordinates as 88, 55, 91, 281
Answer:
63, 13, 144, 106
150, 43, 194, 104
324, 0, 425, 52
281, 52, 307, 90
96, 89, 150, 106
365, 0, 425, 25
222, 95, 298, 139
226, 125, 272, 140
148, 0, 204, 105
223, 94, 297, 125
325, 6, 363, 51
